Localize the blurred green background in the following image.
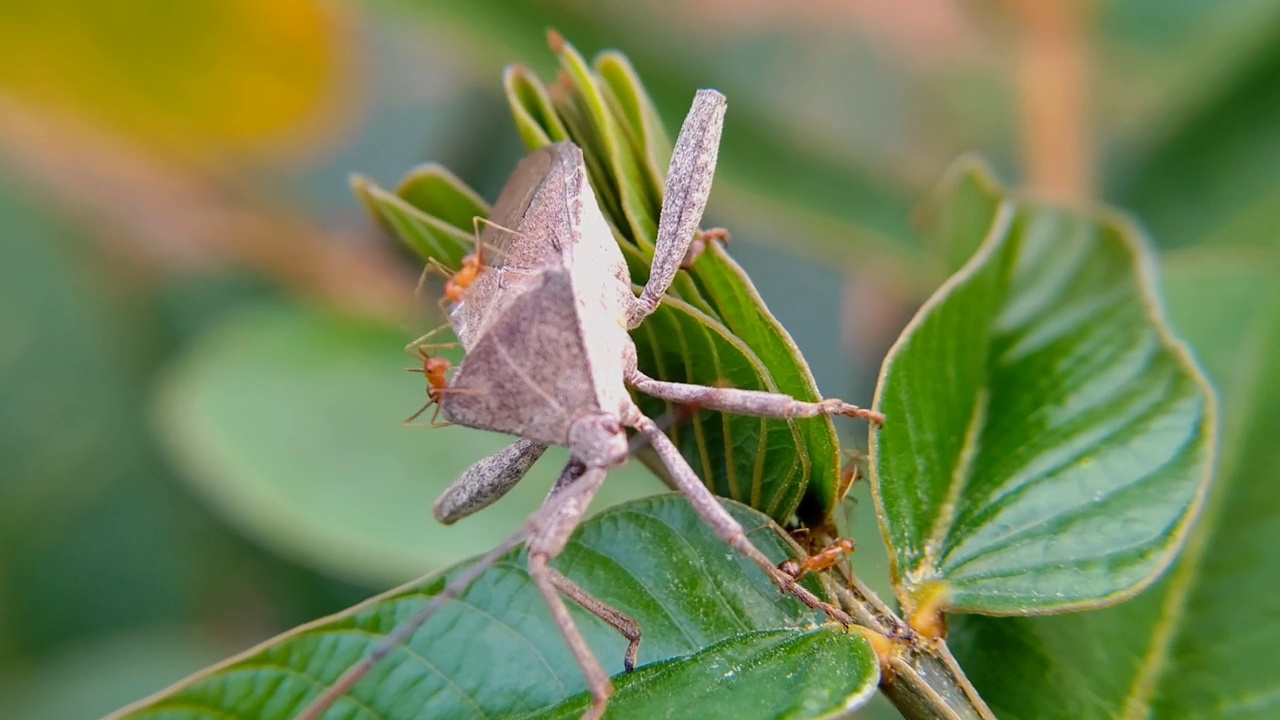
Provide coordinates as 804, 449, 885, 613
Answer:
1, 1, 1277, 717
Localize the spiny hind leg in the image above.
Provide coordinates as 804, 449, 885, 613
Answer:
627, 367, 885, 424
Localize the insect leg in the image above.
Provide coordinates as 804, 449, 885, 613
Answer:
294, 459, 604, 720
546, 566, 641, 671
526, 461, 615, 720
626, 409, 855, 627
433, 438, 549, 524
404, 323, 457, 354
627, 367, 885, 424
627, 89, 727, 329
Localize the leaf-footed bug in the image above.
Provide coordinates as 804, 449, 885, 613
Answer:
298, 89, 883, 720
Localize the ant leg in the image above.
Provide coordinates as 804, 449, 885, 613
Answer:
472, 216, 520, 267
403, 397, 438, 426
680, 227, 730, 269
415, 257, 456, 296
526, 462, 616, 720
404, 324, 457, 354
627, 367, 885, 424
627, 90, 726, 329
625, 408, 854, 628
433, 439, 549, 524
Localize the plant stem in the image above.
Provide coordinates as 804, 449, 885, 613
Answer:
831, 575, 996, 720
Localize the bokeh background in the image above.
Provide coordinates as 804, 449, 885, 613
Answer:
1, 1, 1277, 717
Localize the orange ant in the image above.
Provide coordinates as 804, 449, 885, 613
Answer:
415, 216, 518, 314
404, 347, 452, 427
779, 538, 856, 580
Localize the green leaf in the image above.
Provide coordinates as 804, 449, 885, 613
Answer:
871, 161, 1215, 616
502, 50, 714, 312
689, 245, 847, 523
351, 174, 473, 270
593, 51, 669, 207
948, 252, 1279, 719
550, 35, 658, 253
917, 154, 1003, 276
632, 300, 809, 521
526, 628, 878, 720
107, 497, 877, 720
503, 64, 569, 147
393, 164, 491, 232
153, 301, 661, 585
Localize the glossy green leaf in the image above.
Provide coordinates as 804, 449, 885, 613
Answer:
527, 628, 878, 720
688, 245, 847, 522
949, 252, 1278, 719
108, 496, 877, 720
153, 301, 661, 585
871, 162, 1215, 615
632, 299, 807, 520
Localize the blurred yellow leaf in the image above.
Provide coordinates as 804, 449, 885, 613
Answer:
0, 0, 346, 155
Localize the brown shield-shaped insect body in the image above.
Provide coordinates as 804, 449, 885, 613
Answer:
299, 89, 884, 720
443, 266, 621, 449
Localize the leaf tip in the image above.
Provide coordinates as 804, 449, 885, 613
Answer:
503, 63, 530, 85
546, 27, 566, 54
